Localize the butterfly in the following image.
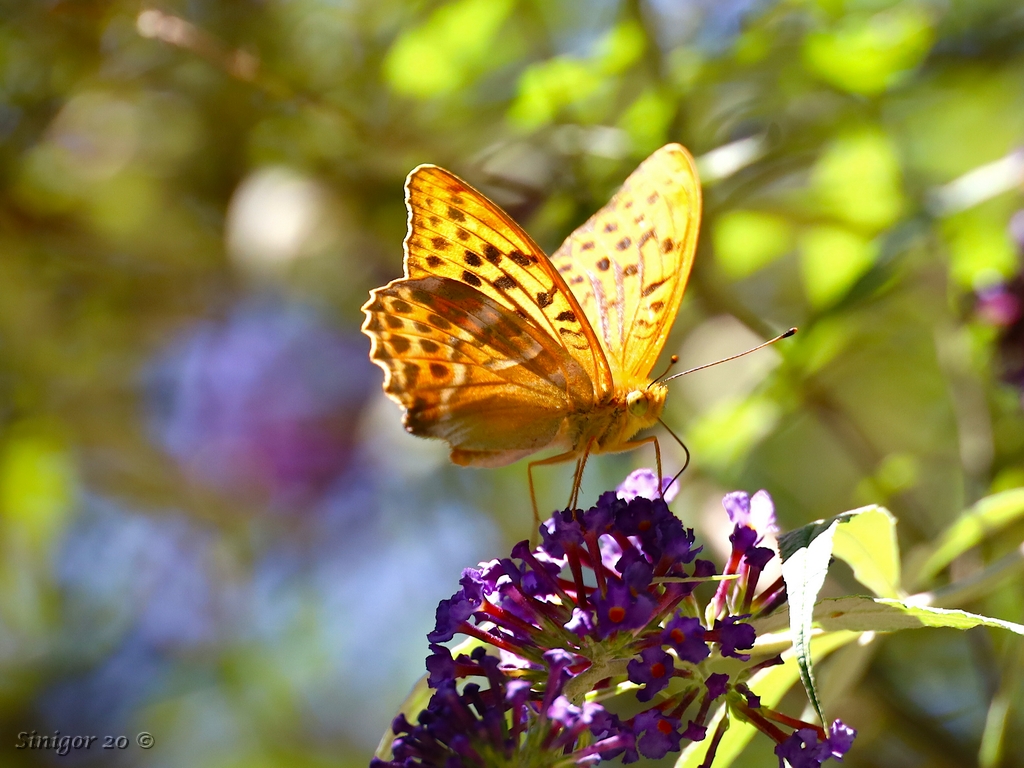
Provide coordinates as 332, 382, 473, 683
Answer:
361, 143, 701, 515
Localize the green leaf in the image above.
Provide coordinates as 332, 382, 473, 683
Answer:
754, 595, 1024, 637
685, 395, 781, 470
780, 517, 841, 727
374, 672, 433, 760
830, 505, 901, 598
802, 5, 934, 96
383, 0, 515, 98
798, 225, 878, 309
911, 487, 1024, 588
810, 129, 904, 231
713, 210, 795, 279
674, 632, 856, 768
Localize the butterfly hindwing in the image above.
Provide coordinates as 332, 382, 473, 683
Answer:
363, 275, 595, 466
549, 144, 701, 382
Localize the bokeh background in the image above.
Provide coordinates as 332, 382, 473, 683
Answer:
2, 0, 1024, 766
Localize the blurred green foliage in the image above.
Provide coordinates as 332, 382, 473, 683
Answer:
1, 0, 1023, 766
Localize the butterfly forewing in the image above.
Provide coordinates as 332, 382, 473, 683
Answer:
404, 165, 613, 399
549, 144, 701, 382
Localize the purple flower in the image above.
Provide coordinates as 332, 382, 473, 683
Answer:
773, 720, 857, 767
617, 468, 679, 502
714, 616, 756, 660
627, 646, 675, 702
723, 490, 778, 540
633, 710, 682, 759
376, 477, 857, 768
426, 589, 479, 643
704, 672, 729, 701
593, 581, 657, 638
662, 615, 710, 664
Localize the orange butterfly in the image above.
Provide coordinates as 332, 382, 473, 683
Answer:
362, 144, 701, 515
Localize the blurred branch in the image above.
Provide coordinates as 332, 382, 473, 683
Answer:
926, 148, 1024, 216
137, 9, 260, 84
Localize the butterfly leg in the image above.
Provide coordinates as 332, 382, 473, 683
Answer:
528, 449, 582, 542
568, 437, 597, 511
611, 435, 677, 498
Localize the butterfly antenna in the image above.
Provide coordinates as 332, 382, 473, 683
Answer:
659, 328, 797, 385
657, 418, 690, 496
648, 355, 680, 388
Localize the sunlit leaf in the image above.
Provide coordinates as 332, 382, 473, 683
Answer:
831, 505, 901, 598
803, 5, 935, 95
713, 210, 795, 279
799, 225, 878, 308
811, 129, 904, 231
942, 202, 1020, 289
384, 0, 514, 98
910, 487, 1024, 587
686, 395, 780, 470
779, 516, 843, 726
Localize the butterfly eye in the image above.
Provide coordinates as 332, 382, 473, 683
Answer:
626, 390, 649, 417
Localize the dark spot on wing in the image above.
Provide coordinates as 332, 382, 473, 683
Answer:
456, 228, 469, 241
428, 215, 439, 226
623, 264, 638, 276
429, 362, 449, 379
637, 230, 655, 247
596, 257, 610, 271
642, 279, 667, 297
464, 250, 482, 267
556, 310, 576, 322
386, 316, 403, 330
392, 300, 411, 314
536, 290, 553, 308
447, 206, 466, 222
509, 250, 533, 267
426, 255, 443, 268
390, 336, 411, 353
484, 244, 502, 264
558, 264, 572, 273
403, 362, 420, 388
603, 222, 618, 233
559, 328, 584, 338
451, 195, 465, 205
616, 237, 631, 251
647, 192, 658, 204
493, 275, 517, 291
427, 313, 451, 330
650, 301, 664, 312
570, 276, 584, 285
462, 271, 482, 287
431, 236, 448, 250
419, 339, 439, 353
580, 241, 595, 251
662, 238, 674, 253
413, 322, 430, 333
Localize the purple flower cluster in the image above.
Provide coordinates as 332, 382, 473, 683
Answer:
373, 471, 855, 767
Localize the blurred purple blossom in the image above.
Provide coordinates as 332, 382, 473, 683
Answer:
147, 298, 375, 502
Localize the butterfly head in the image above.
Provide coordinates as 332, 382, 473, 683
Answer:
625, 382, 667, 433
